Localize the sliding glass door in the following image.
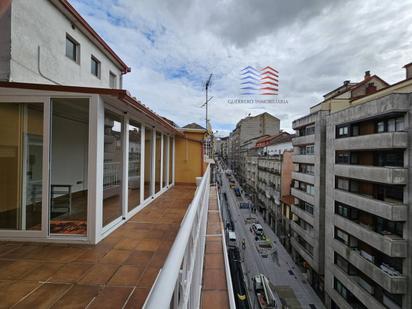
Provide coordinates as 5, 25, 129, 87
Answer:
162, 135, 168, 188
155, 131, 161, 194
102, 110, 123, 227
128, 120, 141, 212
50, 99, 89, 235
144, 127, 153, 200
0, 103, 44, 230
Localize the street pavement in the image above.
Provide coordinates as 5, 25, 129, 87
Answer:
218, 165, 324, 309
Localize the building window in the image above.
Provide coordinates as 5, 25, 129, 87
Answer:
65, 35, 79, 62
91, 56, 101, 78
109, 72, 117, 88
336, 125, 349, 138
336, 177, 349, 191
336, 151, 350, 164
376, 116, 405, 133
351, 124, 359, 136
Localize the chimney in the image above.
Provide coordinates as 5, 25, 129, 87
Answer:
343, 80, 350, 86
403, 63, 412, 79
366, 82, 377, 95
364, 70, 371, 80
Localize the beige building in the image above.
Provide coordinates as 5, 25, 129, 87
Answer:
227, 112, 280, 177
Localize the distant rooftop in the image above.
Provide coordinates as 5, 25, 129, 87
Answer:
183, 123, 206, 130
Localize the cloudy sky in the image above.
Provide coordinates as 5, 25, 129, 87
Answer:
71, 0, 412, 135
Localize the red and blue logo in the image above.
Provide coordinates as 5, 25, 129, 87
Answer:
240, 66, 279, 96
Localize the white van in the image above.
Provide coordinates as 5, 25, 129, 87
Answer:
228, 231, 237, 247
253, 224, 264, 236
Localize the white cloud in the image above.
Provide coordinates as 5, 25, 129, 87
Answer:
71, 0, 412, 134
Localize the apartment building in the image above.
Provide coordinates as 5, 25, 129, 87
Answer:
248, 133, 293, 234
291, 71, 389, 298
227, 112, 280, 175
324, 68, 412, 309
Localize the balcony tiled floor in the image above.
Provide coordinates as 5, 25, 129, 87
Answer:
0, 184, 195, 309
201, 186, 229, 309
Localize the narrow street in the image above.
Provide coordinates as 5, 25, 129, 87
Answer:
218, 163, 324, 309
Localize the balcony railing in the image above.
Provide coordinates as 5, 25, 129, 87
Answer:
144, 165, 211, 309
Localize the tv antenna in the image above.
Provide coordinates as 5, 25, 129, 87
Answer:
200, 73, 213, 131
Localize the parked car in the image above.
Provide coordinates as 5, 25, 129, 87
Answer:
252, 223, 264, 236
227, 231, 237, 248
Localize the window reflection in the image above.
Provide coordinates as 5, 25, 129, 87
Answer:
128, 121, 141, 211
103, 110, 123, 227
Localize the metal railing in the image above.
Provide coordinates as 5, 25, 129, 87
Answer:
143, 164, 211, 309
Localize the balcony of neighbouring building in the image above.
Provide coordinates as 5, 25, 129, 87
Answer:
292, 134, 315, 146
290, 220, 314, 244
291, 205, 315, 226
331, 266, 386, 309
334, 131, 408, 151
291, 236, 318, 272
292, 171, 315, 184
335, 164, 407, 185
292, 154, 315, 164
334, 189, 407, 221
333, 239, 407, 294
334, 215, 407, 257
291, 188, 315, 205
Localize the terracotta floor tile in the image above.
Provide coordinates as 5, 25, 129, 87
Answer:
22, 262, 63, 281
136, 239, 161, 252
100, 249, 132, 264
124, 288, 150, 309
148, 253, 167, 268
79, 264, 119, 285
13, 283, 72, 309
204, 253, 224, 270
206, 223, 221, 234
88, 286, 133, 309
75, 247, 110, 263
205, 241, 223, 254
0, 260, 40, 280
50, 284, 101, 309
0, 280, 40, 308
123, 250, 154, 266
114, 238, 140, 250
0, 245, 42, 259
107, 265, 145, 286
201, 290, 229, 309
136, 267, 159, 288
49, 263, 93, 283
202, 266, 226, 290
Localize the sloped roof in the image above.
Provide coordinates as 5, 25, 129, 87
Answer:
183, 123, 206, 130
255, 131, 293, 148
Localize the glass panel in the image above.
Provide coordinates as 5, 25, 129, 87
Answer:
169, 137, 173, 184
162, 135, 168, 188
103, 110, 123, 227
66, 36, 77, 61
128, 120, 141, 212
155, 132, 161, 193
144, 127, 153, 200
50, 99, 89, 235
0, 103, 43, 230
